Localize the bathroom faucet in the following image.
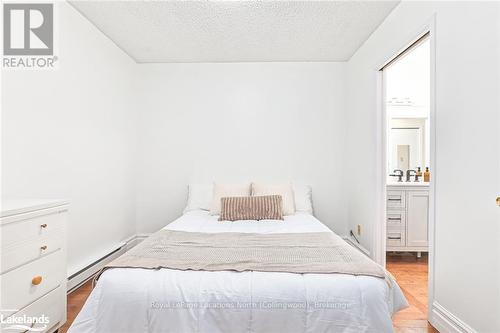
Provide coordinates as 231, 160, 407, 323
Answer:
406, 169, 417, 182
389, 169, 404, 182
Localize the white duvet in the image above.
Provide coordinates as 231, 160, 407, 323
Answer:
69, 211, 408, 333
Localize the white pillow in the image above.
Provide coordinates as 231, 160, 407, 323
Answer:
184, 184, 213, 213
210, 183, 251, 215
293, 184, 313, 215
251, 183, 296, 215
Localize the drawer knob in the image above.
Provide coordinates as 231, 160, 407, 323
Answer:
40, 245, 48, 250
40, 223, 48, 228
32, 275, 43, 285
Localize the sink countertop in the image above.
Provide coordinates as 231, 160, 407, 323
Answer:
386, 181, 430, 187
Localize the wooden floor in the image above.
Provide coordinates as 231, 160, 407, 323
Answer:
387, 252, 438, 333
60, 280, 93, 333
61, 253, 438, 333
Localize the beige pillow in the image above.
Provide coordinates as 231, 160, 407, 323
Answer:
251, 183, 296, 215
219, 195, 283, 221
210, 183, 251, 215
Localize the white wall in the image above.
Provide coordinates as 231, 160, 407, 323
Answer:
1, 2, 137, 276
345, 1, 500, 331
135, 63, 348, 235
386, 38, 430, 109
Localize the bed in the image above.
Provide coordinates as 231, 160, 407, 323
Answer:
69, 210, 407, 333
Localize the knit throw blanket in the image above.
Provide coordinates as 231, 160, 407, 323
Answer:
96, 230, 387, 282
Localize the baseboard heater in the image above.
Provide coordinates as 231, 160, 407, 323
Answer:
66, 234, 149, 293
66, 245, 125, 293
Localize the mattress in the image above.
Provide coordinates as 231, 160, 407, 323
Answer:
69, 211, 408, 333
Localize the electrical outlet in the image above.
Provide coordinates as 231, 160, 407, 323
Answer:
357, 224, 361, 236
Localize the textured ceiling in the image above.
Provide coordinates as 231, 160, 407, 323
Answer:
69, 1, 399, 63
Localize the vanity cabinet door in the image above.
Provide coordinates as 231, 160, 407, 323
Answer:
406, 191, 429, 247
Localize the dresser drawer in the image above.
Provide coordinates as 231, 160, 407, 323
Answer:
0, 285, 64, 333
1, 250, 65, 311
387, 190, 406, 210
1, 211, 65, 273
1, 235, 63, 275
387, 211, 406, 228
387, 228, 406, 247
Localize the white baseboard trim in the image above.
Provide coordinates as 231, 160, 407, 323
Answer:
342, 236, 371, 257
67, 233, 150, 293
430, 301, 476, 333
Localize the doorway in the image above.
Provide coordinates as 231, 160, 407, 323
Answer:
379, 32, 437, 331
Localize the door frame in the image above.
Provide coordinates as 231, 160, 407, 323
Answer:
373, 15, 437, 322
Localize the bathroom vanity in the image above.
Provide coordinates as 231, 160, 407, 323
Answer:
386, 182, 429, 255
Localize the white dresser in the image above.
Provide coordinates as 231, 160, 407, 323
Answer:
386, 184, 429, 254
1, 199, 68, 333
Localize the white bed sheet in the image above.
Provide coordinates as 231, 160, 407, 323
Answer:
69, 211, 408, 333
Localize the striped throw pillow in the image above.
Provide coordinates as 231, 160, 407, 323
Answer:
219, 195, 283, 221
